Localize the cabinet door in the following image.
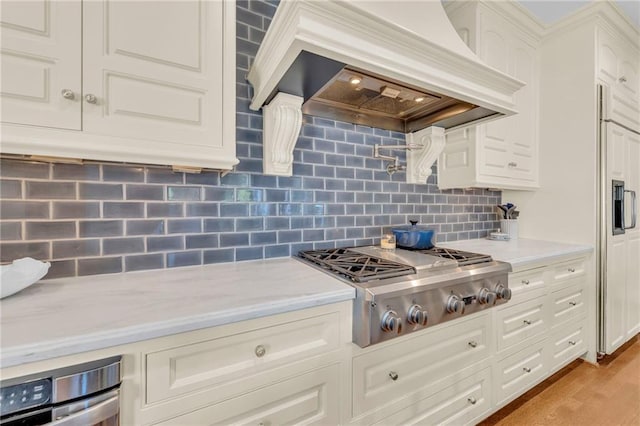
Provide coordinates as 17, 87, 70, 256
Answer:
371, 368, 492, 426
352, 314, 490, 417
495, 338, 546, 406
82, 0, 235, 166
507, 37, 537, 181
599, 28, 640, 129
154, 364, 341, 426
478, 19, 511, 180
495, 290, 547, 353
0, 0, 81, 129
548, 321, 587, 373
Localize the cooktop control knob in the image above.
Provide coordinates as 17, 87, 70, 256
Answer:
381, 310, 402, 333
407, 304, 428, 326
478, 288, 497, 305
495, 283, 512, 301
446, 295, 466, 314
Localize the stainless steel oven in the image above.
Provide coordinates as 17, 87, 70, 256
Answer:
0, 356, 121, 425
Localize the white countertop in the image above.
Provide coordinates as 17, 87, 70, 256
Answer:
0, 258, 354, 368
440, 238, 593, 271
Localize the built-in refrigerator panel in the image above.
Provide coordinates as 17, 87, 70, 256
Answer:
598, 84, 640, 355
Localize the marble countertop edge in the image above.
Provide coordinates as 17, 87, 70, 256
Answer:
1, 287, 355, 368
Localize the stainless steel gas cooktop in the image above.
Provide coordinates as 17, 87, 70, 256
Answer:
298, 246, 512, 347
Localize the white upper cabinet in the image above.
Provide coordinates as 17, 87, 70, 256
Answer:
598, 27, 640, 129
0, 1, 81, 129
438, 1, 542, 190
1, 0, 237, 171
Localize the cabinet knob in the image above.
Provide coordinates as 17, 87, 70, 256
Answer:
468, 341, 478, 348
85, 94, 98, 104
522, 279, 530, 285
508, 162, 518, 167
619, 76, 627, 83
389, 371, 399, 381
254, 345, 266, 358
523, 319, 532, 325
467, 397, 477, 405
523, 367, 532, 373
61, 89, 75, 100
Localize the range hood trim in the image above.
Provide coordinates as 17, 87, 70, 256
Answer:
248, 0, 526, 180
248, 1, 524, 116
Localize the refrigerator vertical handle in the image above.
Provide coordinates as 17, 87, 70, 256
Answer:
625, 190, 637, 230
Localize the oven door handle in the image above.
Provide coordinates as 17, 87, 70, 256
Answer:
50, 389, 119, 426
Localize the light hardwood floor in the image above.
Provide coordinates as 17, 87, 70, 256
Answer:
479, 337, 640, 426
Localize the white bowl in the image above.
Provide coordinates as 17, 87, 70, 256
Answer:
1, 257, 51, 299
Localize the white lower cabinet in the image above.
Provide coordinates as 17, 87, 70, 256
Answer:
133, 302, 352, 426
371, 368, 492, 426
352, 314, 490, 417
0, 256, 592, 426
494, 289, 548, 352
153, 364, 341, 426
548, 321, 587, 374
145, 312, 341, 405
494, 338, 546, 406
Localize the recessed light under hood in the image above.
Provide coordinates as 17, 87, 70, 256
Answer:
247, 0, 524, 182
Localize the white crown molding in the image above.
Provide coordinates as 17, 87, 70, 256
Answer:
544, 1, 639, 49
406, 127, 446, 184
247, 1, 523, 117
445, 1, 545, 44
262, 93, 303, 176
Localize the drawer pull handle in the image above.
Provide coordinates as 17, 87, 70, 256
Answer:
522, 279, 530, 285
523, 367, 532, 373
619, 76, 627, 83
508, 162, 518, 167
255, 345, 266, 358
569, 301, 577, 306
467, 397, 477, 405
568, 268, 576, 273
523, 319, 532, 325
468, 341, 478, 348
569, 340, 577, 346
389, 371, 399, 381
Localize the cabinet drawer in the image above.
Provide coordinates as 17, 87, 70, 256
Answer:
551, 259, 585, 287
548, 321, 587, 373
146, 312, 340, 404
154, 364, 340, 426
508, 268, 545, 303
495, 339, 546, 405
495, 291, 547, 352
372, 368, 492, 426
353, 313, 490, 416
550, 285, 586, 328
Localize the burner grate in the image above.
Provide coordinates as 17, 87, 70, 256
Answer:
299, 248, 416, 282
418, 247, 493, 266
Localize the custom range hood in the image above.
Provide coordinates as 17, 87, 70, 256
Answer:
247, 0, 524, 181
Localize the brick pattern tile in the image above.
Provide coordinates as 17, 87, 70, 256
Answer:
0, 1, 502, 278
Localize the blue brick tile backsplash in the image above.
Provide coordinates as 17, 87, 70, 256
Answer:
0, 0, 501, 278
